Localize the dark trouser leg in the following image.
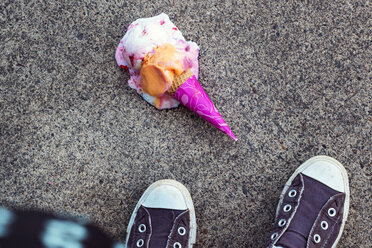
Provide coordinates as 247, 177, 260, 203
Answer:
0, 207, 124, 248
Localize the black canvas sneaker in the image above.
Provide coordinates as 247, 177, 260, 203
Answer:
266, 156, 350, 248
125, 180, 196, 248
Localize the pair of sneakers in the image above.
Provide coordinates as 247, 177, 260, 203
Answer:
124, 156, 350, 248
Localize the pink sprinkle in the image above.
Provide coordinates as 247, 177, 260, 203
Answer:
160, 20, 165, 25
120, 65, 128, 71
142, 28, 147, 36
129, 55, 135, 67
120, 41, 123, 44
48, 182, 52, 185
172, 27, 178, 31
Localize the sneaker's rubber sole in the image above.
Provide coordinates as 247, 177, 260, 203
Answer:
275, 155, 350, 248
124, 179, 197, 248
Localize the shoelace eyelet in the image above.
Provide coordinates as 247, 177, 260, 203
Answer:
321, 221, 328, 230
173, 242, 182, 248
136, 239, 144, 247
283, 204, 292, 212
328, 208, 336, 217
278, 219, 286, 227
138, 224, 146, 233
178, 226, 186, 236
271, 232, 278, 240
314, 234, 321, 243
288, 189, 297, 197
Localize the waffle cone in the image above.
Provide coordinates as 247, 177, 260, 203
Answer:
171, 72, 237, 141
168, 69, 193, 96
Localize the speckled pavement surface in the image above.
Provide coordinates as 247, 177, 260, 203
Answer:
1, 0, 371, 247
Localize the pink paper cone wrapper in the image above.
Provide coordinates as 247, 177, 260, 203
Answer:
173, 75, 237, 141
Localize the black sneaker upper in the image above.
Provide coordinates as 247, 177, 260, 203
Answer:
267, 173, 346, 248
127, 206, 190, 248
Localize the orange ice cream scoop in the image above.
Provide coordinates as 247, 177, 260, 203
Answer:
140, 44, 184, 97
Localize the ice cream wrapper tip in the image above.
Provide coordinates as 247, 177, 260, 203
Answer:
173, 75, 237, 141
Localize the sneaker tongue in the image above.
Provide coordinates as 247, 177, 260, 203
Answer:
276, 174, 340, 248
276, 230, 306, 248
146, 207, 185, 248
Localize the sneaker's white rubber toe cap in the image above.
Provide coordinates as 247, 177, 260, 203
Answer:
301, 156, 348, 193
142, 181, 188, 210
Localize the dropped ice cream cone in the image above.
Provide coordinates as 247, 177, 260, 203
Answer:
169, 70, 237, 141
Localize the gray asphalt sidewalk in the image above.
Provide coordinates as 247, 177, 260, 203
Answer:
1, 0, 371, 247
